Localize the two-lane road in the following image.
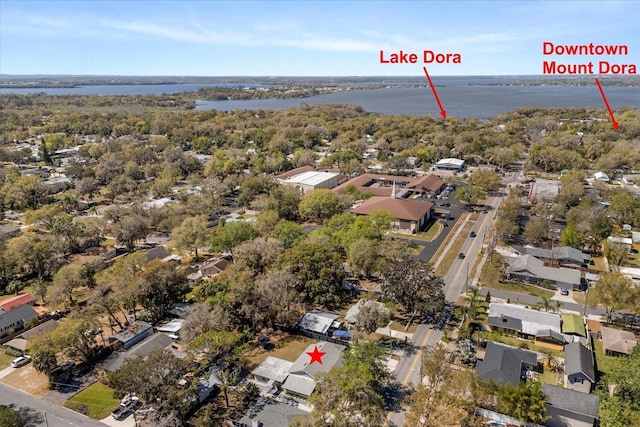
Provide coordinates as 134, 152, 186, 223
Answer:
443, 195, 501, 302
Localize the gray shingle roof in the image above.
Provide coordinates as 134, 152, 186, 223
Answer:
488, 303, 562, 336
237, 397, 308, 427
282, 341, 344, 397
506, 255, 581, 286
476, 342, 538, 385
512, 246, 590, 263
564, 342, 595, 383
0, 304, 38, 330
543, 383, 600, 419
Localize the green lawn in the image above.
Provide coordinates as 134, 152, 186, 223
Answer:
0, 350, 16, 369
474, 331, 564, 358
64, 382, 120, 419
243, 335, 315, 370
593, 338, 618, 378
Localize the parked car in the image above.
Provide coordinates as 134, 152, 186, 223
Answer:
11, 355, 31, 368
560, 288, 569, 296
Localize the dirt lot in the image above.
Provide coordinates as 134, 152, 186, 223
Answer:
0, 364, 49, 395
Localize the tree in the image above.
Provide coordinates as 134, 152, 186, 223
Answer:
113, 214, 148, 252
277, 235, 345, 308
311, 341, 390, 426
0, 406, 23, 427
107, 348, 189, 405
136, 260, 188, 323
523, 216, 550, 244
210, 221, 257, 255
560, 221, 581, 248
181, 301, 229, 343
257, 268, 302, 327
592, 271, 633, 322
298, 189, 345, 222
48, 263, 91, 310
599, 345, 640, 426
496, 381, 548, 423
353, 301, 390, 334
32, 348, 58, 380
171, 214, 209, 260
347, 238, 378, 278
454, 185, 486, 206
406, 345, 485, 427
603, 239, 630, 269
233, 237, 284, 274
469, 170, 501, 192
381, 259, 444, 316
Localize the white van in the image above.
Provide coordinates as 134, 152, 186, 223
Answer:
11, 355, 31, 368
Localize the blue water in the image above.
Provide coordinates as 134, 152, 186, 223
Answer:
0, 77, 638, 118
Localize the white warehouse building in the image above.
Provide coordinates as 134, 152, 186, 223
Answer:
278, 170, 342, 193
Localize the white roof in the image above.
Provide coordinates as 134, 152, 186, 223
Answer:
251, 356, 293, 383
436, 158, 465, 167
489, 303, 562, 336
594, 171, 610, 181
157, 319, 184, 333
281, 171, 339, 186
298, 311, 339, 334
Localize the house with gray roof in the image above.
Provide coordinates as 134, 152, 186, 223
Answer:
251, 356, 293, 387
229, 396, 309, 427
0, 304, 38, 339
488, 303, 565, 345
282, 341, 345, 398
543, 383, 599, 427
298, 311, 340, 335
108, 321, 153, 350
564, 343, 595, 393
476, 342, 538, 386
512, 245, 591, 267
504, 254, 581, 290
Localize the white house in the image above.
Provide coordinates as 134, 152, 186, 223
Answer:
593, 171, 610, 182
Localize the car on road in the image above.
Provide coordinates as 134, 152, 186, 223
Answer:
11, 355, 31, 368
458, 252, 465, 259
470, 231, 476, 237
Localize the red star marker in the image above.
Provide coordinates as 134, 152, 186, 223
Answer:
306, 345, 326, 365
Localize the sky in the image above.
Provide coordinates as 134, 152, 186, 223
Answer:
1, 0, 639, 77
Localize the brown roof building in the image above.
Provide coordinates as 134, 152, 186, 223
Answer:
333, 173, 445, 198
200, 256, 232, 278
352, 196, 434, 234
601, 326, 637, 356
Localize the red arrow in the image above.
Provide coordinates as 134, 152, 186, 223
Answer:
595, 78, 619, 131
423, 66, 447, 119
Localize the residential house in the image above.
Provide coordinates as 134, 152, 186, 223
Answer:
476, 342, 539, 386
298, 310, 340, 335
227, 396, 308, 427
282, 341, 345, 398
108, 321, 153, 350
0, 293, 34, 312
564, 343, 595, 393
251, 356, 293, 388
487, 303, 565, 346
15, 318, 60, 351
352, 196, 434, 234
601, 326, 637, 356
0, 304, 38, 338
200, 256, 232, 278
543, 383, 599, 427
103, 332, 183, 372
511, 246, 591, 268
504, 254, 581, 290
622, 174, 640, 187
561, 313, 587, 340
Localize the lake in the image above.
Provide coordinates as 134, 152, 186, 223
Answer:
1, 77, 638, 118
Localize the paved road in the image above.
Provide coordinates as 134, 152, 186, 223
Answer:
0, 383, 105, 427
